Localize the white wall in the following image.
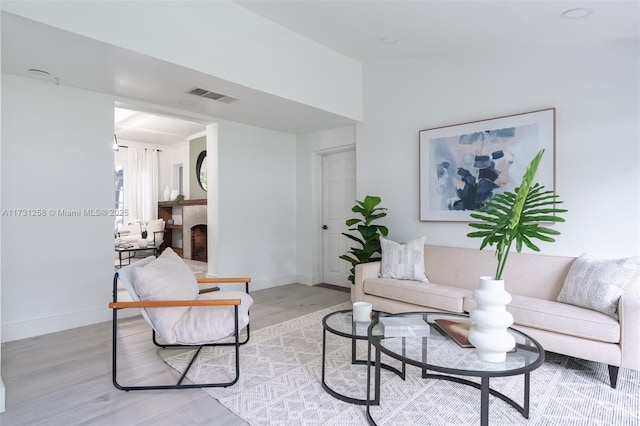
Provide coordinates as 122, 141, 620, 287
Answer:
296, 126, 356, 285
1, 74, 115, 341
358, 39, 640, 258
2, 1, 363, 121
215, 119, 297, 291
0, 74, 300, 340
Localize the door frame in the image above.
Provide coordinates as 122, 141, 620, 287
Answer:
311, 145, 356, 285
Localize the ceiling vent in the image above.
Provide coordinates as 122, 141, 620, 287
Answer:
186, 87, 238, 104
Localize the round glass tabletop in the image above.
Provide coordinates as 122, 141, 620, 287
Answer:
323, 309, 390, 339
369, 311, 544, 377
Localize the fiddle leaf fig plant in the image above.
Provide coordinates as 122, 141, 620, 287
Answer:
339, 195, 389, 284
467, 149, 567, 280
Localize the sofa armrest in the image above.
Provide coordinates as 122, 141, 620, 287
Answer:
620, 285, 640, 370
354, 261, 381, 302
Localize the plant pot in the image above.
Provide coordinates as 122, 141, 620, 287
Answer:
468, 276, 516, 363
139, 238, 148, 249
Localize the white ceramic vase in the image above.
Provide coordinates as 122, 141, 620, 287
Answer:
468, 276, 516, 363
163, 185, 171, 201
170, 189, 179, 201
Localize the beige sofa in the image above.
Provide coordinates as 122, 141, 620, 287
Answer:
354, 244, 640, 388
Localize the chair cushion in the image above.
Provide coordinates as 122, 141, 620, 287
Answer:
132, 248, 199, 340
172, 291, 254, 345
146, 219, 165, 246
380, 236, 428, 282
557, 254, 640, 319
146, 219, 164, 233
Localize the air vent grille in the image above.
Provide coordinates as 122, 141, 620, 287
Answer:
187, 87, 238, 103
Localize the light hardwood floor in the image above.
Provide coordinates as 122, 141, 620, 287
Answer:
0, 283, 350, 426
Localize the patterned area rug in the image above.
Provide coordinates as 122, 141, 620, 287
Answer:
165, 304, 640, 425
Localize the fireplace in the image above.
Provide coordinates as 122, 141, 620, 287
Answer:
191, 224, 207, 262
182, 202, 207, 260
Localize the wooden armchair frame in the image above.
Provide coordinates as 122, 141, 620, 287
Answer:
110, 272, 251, 391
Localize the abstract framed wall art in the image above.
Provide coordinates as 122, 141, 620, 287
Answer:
419, 108, 555, 222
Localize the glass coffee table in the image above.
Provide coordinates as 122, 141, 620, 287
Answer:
115, 245, 157, 268
322, 309, 405, 405
366, 312, 544, 426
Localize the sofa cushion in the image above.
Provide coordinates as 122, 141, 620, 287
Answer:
464, 294, 620, 344
380, 236, 428, 281
364, 277, 471, 313
557, 254, 640, 319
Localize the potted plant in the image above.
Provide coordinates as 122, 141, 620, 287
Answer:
466, 148, 567, 361
339, 195, 389, 285
173, 194, 185, 206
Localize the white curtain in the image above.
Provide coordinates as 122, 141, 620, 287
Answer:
126, 146, 159, 222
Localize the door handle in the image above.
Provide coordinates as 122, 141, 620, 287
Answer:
322, 225, 328, 230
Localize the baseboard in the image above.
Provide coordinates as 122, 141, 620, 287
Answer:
0, 377, 4, 413
207, 274, 299, 293
1, 307, 115, 342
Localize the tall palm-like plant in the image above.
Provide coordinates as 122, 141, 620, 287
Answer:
340, 195, 389, 284
467, 149, 567, 280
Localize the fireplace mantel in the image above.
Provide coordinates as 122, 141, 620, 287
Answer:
158, 198, 207, 208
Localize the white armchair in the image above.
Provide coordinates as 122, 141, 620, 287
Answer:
117, 219, 165, 248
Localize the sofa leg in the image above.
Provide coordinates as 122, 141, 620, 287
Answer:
608, 365, 619, 389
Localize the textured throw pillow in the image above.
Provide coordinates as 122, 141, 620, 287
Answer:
379, 236, 428, 282
557, 254, 640, 319
132, 247, 199, 340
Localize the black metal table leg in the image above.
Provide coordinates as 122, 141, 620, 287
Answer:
524, 372, 531, 418
481, 377, 490, 426
365, 341, 379, 426
321, 328, 327, 385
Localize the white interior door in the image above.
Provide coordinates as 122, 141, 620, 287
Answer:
322, 150, 356, 287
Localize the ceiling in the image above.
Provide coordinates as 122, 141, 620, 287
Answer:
238, 1, 639, 62
2, 1, 638, 145
114, 108, 206, 146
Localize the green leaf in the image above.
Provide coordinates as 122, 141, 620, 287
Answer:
342, 233, 364, 246
467, 149, 567, 280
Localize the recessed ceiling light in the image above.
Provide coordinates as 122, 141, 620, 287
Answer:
179, 100, 196, 106
379, 36, 399, 45
27, 68, 50, 77
561, 8, 593, 19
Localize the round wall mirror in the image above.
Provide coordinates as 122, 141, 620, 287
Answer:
196, 150, 207, 191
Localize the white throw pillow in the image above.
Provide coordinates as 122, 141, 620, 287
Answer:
379, 236, 428, 282
557, 254, 640, 319
132, 247, 199, 341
